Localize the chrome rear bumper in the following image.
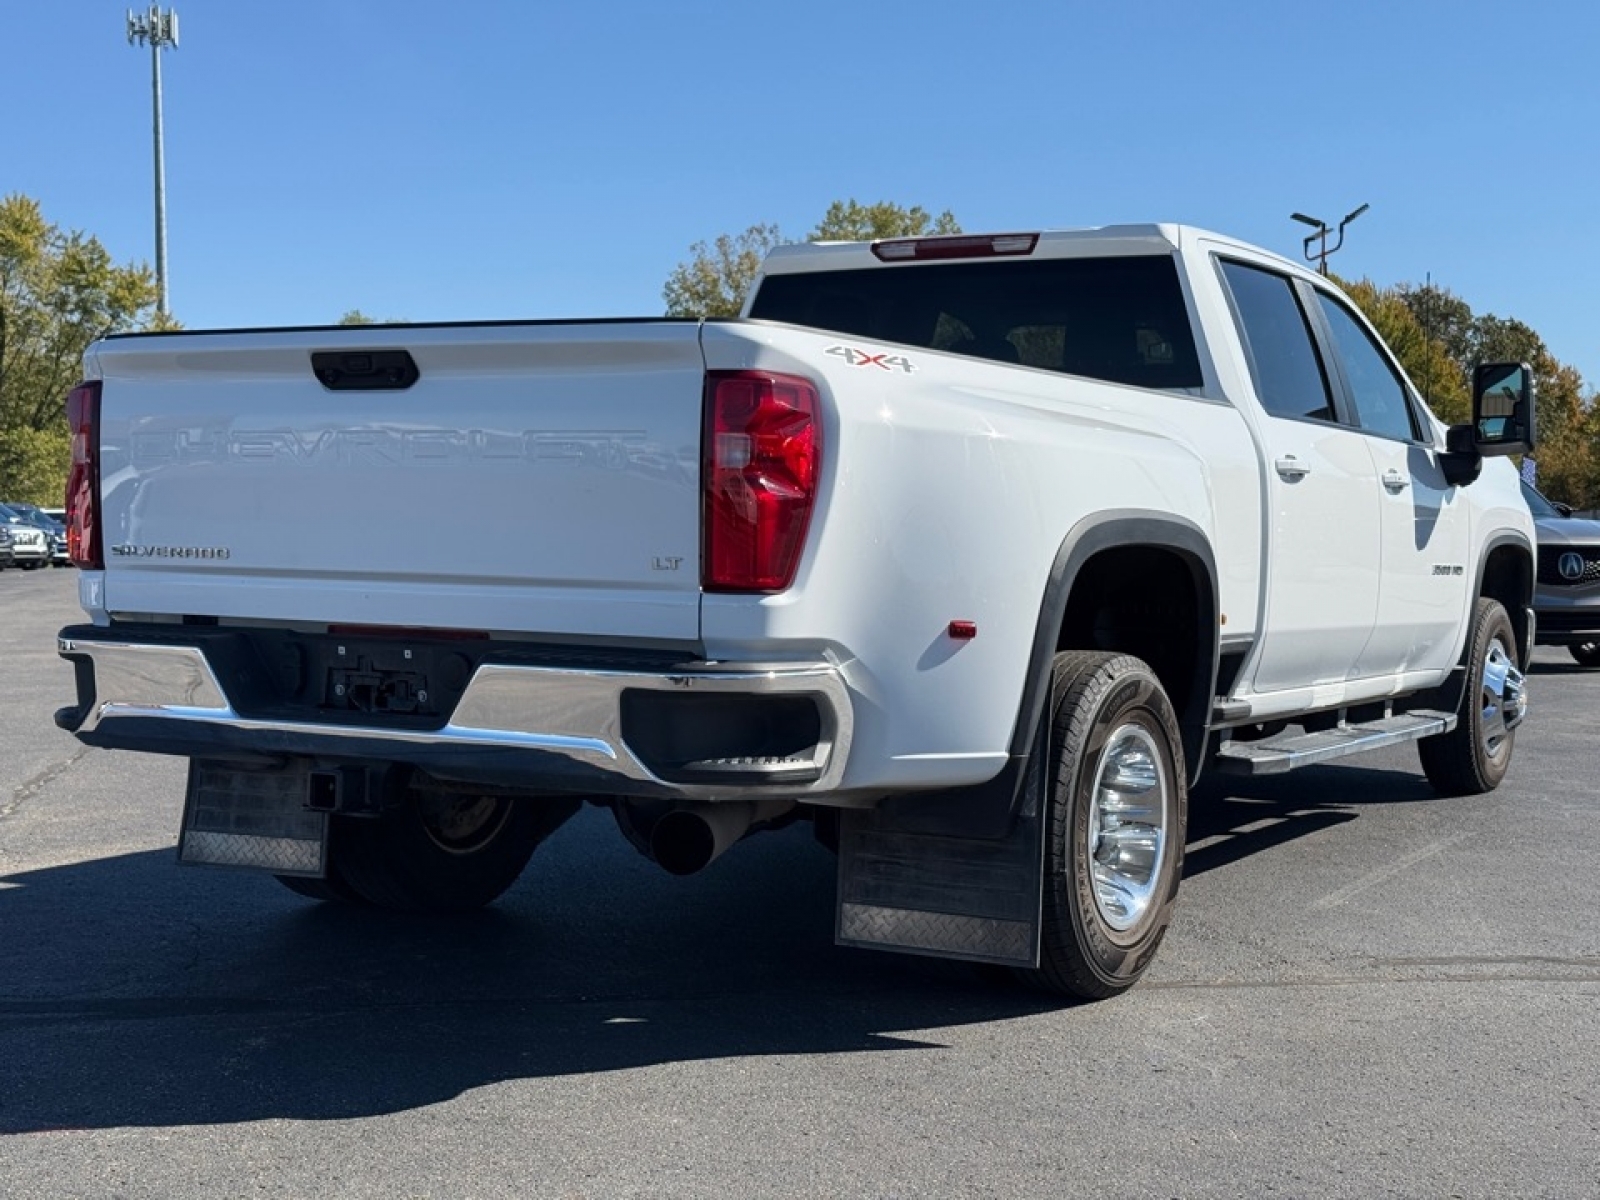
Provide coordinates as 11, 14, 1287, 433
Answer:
58, 634, 853, 801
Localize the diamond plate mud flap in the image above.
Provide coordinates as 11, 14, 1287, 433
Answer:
178, 760, 328, 877
836, 751, 1046, 968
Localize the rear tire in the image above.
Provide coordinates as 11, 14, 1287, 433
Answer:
1017, 651, 1186, 1000
1570, 642, 1600, 669
274, 865, 366, 904
1418, 597, 1524, 796
335, 780, 580, 912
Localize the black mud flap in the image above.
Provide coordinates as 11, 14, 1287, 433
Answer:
178, 759, 329, 877
835, 740, 1046, 969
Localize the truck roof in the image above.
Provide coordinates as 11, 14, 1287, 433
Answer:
755, 223, 1303, 277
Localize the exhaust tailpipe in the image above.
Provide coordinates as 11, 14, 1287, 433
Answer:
646, 799, 794, 876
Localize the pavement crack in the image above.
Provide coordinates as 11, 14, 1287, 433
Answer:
3, 747, 89, 819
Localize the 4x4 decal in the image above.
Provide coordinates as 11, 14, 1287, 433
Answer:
826, 345, 917, 373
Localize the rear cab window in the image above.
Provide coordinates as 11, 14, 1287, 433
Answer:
748, 255, 1204, 392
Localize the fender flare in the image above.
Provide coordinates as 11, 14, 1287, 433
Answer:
1473, 528, 1536, 664
1010, 510, 1220, 779
1409, 528, 1535, 721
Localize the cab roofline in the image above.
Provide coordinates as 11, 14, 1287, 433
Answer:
758, 223, 1186, 274
752, 223, 1312, 289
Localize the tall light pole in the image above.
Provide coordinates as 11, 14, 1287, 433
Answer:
1291, 203, 1369, 276
127, 6, 179, 317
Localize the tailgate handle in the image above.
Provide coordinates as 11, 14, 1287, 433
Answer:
311, 349, 420, 391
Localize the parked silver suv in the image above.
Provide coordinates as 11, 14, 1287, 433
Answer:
0, 504, 50, 569
1523, 482, 1600, 668
4, 501, 70, 567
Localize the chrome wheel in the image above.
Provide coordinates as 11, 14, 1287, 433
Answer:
1086, 723, 1171, 938
1479, 635, 1526, 756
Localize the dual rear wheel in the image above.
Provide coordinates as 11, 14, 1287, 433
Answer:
276, 778, 578, 912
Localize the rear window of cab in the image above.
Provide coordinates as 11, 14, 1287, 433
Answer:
749, 255, 1203, 391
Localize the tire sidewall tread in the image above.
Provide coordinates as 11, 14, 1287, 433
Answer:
1025, 651, 1187, 1000
1418, 597, 1519, 797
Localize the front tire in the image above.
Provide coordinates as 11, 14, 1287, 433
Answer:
1018, 651, 1186, 1000
1570, 642, 1600, 669
1418, 597, 1525, 796
334, 780, 580, 912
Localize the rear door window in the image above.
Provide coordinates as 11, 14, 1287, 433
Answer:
1218, 260, 1336, 423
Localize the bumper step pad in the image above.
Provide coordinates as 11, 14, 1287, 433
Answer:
179, 760, 328, 876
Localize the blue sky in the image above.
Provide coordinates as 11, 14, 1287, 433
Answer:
7, 1, 1598, 389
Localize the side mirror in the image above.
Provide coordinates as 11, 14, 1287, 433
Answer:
1554, 500, 1574, 518
1469, 361, 1536, 455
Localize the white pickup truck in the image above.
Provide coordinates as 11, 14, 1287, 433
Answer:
56, 224, 1538, 999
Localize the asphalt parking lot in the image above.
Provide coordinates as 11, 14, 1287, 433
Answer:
2, 565, 1596, 1199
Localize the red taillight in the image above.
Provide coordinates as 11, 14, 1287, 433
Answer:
65, 381, 103, 569
871, 233, 1039, 262
702, 371, 821, 593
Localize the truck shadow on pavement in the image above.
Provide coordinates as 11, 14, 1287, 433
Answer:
1184, 762, 1437, 878
0, 763, 1434, 1134
0, 811, 1056, 1134
1524, 659, 1598, 677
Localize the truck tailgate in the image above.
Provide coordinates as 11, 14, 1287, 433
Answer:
91, 322, 706, 641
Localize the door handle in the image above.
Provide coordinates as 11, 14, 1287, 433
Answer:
1382, 469, 1410, 492
1274, 455, 1310, 481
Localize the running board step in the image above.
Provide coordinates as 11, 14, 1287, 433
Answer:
1213, 710, 1456, 775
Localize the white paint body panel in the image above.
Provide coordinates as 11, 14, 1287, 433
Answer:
89, 324, 705, 641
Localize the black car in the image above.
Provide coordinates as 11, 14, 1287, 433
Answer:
1523, 482, 1600, 668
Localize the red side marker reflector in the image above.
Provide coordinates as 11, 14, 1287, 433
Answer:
948, 620, 978, 640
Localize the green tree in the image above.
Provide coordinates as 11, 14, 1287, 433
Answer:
0, 194, 165, 502
1396, 283, 1476, 381
1372, 276, 1598, 505
808, 199, 960, 242
1423, 307, 1592, 496
662, 201, 963, 318
1525, 360, 1596, 507
338, 309, 377, 325
1342, 278, 1470, 424
662, 223, 784, 319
